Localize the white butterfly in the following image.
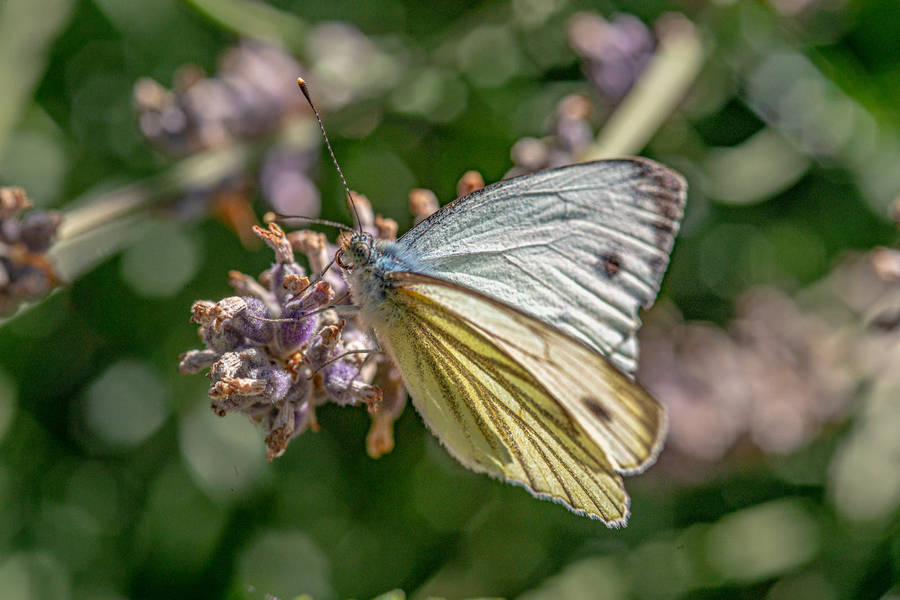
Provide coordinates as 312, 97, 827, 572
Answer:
338, 158, 686, 526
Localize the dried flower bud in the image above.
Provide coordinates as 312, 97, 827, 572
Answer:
510, 138, 550, 171
178, 349, 220, 374
457, 171, 485, 197
265, 400, 297, 459
253, 223, 294, 264
367, 361, 407, 458
871, 247, 900, 283
228, 270, 274, 303
0, 186, 31, 217
557, 93, 593, 121
346, 191, 380, 238
375, 215, 398, 241
409, 188, 440, 224
210, 376, 268, 401
282, 274, 310, 295
288, 230, 329, 271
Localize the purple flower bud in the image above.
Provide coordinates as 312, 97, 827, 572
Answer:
180, 163, 418, 459
228, 297, 273, 344
323, 359, 382, 410
321, 360, 360, 405
277, 310, 317, 354
556, 117, 594, 153
0, 187, 60, 315
18, 211, 62, 252
248, 365, 292, 403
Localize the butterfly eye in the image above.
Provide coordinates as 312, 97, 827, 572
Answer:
353, 240, 371, 262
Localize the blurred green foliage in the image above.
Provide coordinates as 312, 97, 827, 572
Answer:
1, 1, 899, 599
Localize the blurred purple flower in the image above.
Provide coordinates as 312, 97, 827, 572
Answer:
0, 187, 61, 315
506, 93, 595, 177
260, 148, 321, 219
134, 41, 307, 155
568, 12, 655, 104
134, 41, 323, 240
638, 249, 900, 471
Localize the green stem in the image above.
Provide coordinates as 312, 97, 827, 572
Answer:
580, 14, 704, 161
56, 145, 247, 242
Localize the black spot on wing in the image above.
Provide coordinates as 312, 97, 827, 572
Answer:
598, 251, 622, 278
582, 397, 612, 422
868, 307, 900, 332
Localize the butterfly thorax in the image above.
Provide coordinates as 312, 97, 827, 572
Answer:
340, 234, 427, 324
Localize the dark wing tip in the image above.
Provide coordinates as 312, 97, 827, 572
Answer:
595, 158, 687, 296
631, 157, 688, 214
580, 156, 687, 221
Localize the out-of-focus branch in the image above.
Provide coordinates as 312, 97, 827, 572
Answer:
55, 145, 247, 242
48, 144, 249, 281
580, 14, 704, 161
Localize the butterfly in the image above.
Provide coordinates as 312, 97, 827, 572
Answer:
295, 79, 686, 526
335, 159, 685, 526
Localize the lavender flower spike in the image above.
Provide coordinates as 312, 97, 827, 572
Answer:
180, 218, 396, 460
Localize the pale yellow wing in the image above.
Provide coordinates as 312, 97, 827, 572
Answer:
375, 272, 666, 525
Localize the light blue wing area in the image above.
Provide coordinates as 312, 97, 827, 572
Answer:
396, 158, 687, 375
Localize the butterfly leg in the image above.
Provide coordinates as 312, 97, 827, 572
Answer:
308, 335, 382, 376
352, 329, 383, 378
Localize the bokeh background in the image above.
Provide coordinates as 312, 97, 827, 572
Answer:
1, 0, 899, 598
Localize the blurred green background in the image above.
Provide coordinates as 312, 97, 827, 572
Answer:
1, 0, 899, 599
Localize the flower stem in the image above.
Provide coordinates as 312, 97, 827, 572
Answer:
580, 14, 704, 161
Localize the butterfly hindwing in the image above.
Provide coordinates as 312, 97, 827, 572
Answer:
376, 272, 666, 524
397, 159, 686, 375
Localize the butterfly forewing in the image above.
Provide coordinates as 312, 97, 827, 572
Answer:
378, 272, 666, 524
397, 159, 686, 375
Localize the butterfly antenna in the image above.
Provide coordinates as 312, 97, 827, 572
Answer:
264, 212, 354, 233
296, 77, 362, 232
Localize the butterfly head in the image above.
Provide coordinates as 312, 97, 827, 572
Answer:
336, 231, 375, 270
